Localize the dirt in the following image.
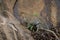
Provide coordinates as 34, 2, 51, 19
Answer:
0, 0, 60, 40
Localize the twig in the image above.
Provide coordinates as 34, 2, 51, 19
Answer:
39, 28, 59, 40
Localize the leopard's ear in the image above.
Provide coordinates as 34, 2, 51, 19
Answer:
1, 10, 9, 18
1, 10, 14, 19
